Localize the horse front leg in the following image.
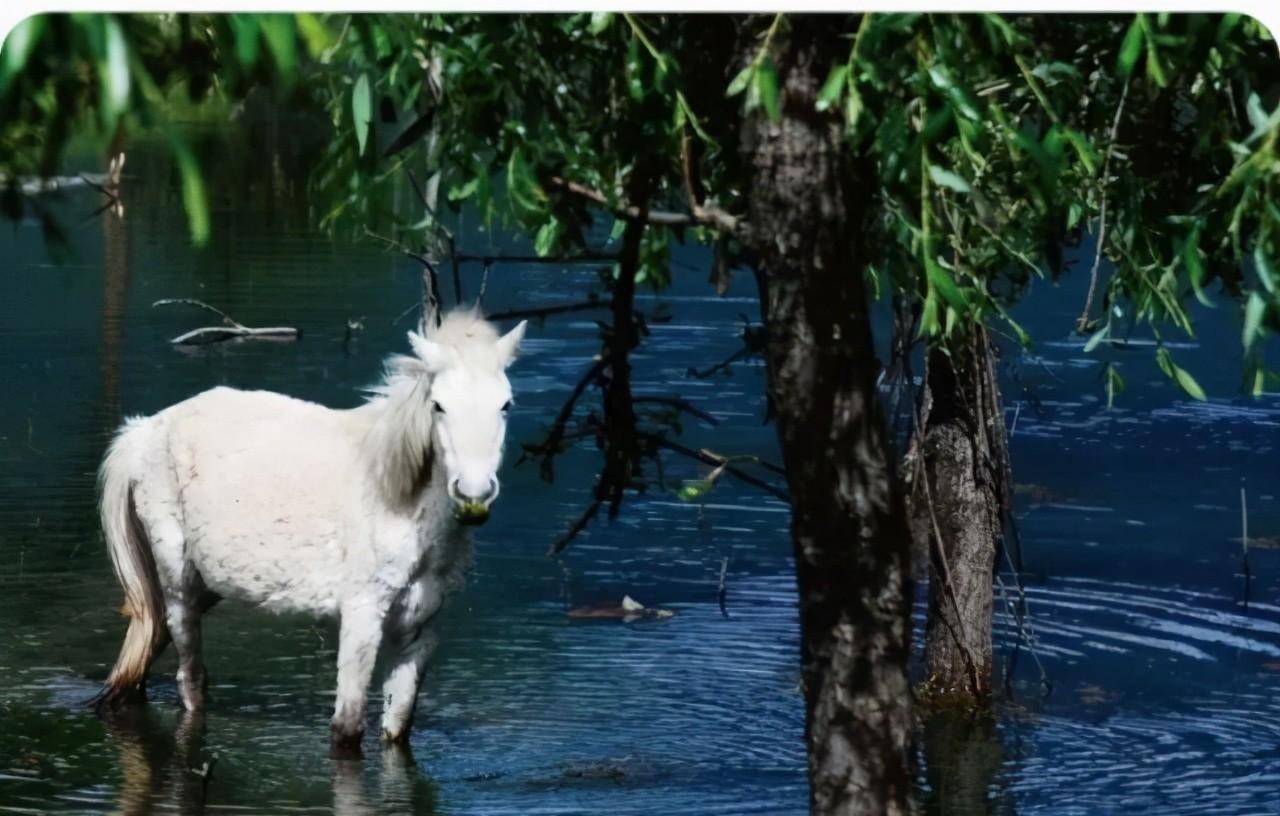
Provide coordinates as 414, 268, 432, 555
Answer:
379, 624, 439, 745
330, 597, 386, 756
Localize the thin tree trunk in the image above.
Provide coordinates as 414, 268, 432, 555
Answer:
738, 16, 913, 815
911, 327, 1007, 703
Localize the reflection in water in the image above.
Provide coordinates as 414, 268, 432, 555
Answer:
104, 707, 436, 815
919, 710, 1010, 816
105, 709, 209, 816
99, 202, 128, 428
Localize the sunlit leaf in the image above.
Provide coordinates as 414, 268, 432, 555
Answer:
928, 164, 971, 193
726, 64, 753, 97
169, 135, 210, 247
1117, 17, 1144, 78
352, 73, 372, 155
588, 12, 614, 34
926, 257, 968, 310
294, 13, 332, 58
101, 17, 131, 121
0, 14, 46, 92
1243, 292, 1267, 352
756, 57, 780, 123
1083, 324, 1109, 353
259, 15, 298, 81
815, 65, 847, 112
1255, 245, 1276, 294
229, 15, 260, 69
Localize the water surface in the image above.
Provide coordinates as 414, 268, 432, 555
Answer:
1, 149, 1278, 814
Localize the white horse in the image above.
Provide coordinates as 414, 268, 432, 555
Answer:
94, 309, 526, 753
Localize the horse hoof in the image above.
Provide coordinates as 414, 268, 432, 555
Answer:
329, 726, 365, 760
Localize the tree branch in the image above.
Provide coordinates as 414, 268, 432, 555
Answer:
1076, 77, 1131, 334
549, 176, 741, 234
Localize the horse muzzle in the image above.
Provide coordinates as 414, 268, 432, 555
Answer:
449, 477, 498, 526
454, 502, 490, 526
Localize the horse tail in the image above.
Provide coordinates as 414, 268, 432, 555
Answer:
92, 418, 168, 710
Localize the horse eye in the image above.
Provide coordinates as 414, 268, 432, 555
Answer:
501, 400, 513, 413
432, 401, 446, 414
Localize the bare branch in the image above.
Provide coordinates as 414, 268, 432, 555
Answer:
633, 395, 720, 426
486, 299, 612, 323
549, 176, 741, 234
643, 433, 790, 501
1076, 78, 1131, 334
547, 497, 603, 556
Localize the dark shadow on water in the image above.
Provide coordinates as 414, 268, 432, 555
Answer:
919, 709, 1014, 816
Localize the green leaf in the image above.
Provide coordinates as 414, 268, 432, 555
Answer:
1156, 347, 1206, 401
352, 73, 372, 155
101, 17, 131, 121
844, 85, 864, 128
229, 15, 260, 69
1247, 92, 1268, 132
677, 479, 713, 502
293, 13, 332, 57
1117, 17, 1144, 78
926, 257, 968, 310
1083, 324, 1109, 353
448, 176, 480, 202
1173, 366, 1206, 401
1144, 46, 1167, 88
0, 14, 47, 92
1243, 292, 1267, 353
259, 15, 298, 81
169, 135, 210, 247
756, 57, 780, 123
927, 164, 971, 194
726, 64, 754, 98
1255, 246, 1276, 294
1104, 363, 1125, 408
815, 65, 847, 113
534, 219, 561, 257
1183, 225, 1214, 308
588, 12, 614, 34
918, 291, 940, 338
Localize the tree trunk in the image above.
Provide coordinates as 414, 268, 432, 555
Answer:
911, 328, 1007, 703
738, 16, 913, 815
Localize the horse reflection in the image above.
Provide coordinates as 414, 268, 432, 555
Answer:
103, 708, 209, 816
104, 709, 436, 814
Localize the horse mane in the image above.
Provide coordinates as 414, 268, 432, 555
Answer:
360, 308, 502, 504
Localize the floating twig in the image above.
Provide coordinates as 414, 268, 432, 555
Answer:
152, 299, 299, 346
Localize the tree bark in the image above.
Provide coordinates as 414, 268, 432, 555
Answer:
910, 328, 1007, 703
738, 16, 913, 815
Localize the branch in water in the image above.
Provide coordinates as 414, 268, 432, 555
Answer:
547, 497, 604, 556
521, 354, 611, 482
152, 299, 299, 346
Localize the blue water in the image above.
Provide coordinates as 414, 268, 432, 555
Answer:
0, 150, 1278, 814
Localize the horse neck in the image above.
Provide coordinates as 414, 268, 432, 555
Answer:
363, 376, 436, 506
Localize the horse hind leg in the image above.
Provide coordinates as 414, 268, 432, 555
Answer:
144, 515, 210, 713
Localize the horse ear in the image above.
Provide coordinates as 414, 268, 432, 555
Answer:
407, 331, 455, 373
495, 320, 527, 368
